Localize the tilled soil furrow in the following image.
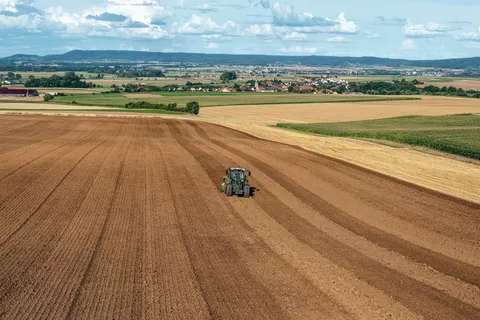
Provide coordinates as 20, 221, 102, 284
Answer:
65, 122, 137, 319
163, 122, 295, 319
1, 115, 479, 320
0, 119, 40, 136
167, 122, 362, 319
179, 121, 480, 319
0, 123, 116, 245
0, 123, 121, 315
248, 142, 480, 237
3, 123, 125, 319
233, 139, 480, 266
0, 121, 102, 181
142, 120, 211, 319
0, 119, 81, 154
0, 123, 106, 205
191, 121, 480, 288
62, 125, 134, 319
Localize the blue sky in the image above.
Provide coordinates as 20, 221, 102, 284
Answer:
1, 0, 480, 59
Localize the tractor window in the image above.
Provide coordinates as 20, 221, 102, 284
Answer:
232, 170, 244, 180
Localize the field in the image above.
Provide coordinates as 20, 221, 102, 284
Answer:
50, 92, 416, 108
277, 114, 480, 159
0, 115, 479, 319
201, 96, 480, 125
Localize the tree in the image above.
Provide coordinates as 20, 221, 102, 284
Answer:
220, 72, 237, 82
7, 72, 15, 79
186, 101, 200, 115
15, 74, 22, 80
43, 94, 54, 102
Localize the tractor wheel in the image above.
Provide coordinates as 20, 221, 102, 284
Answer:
244, 185, 251, 198
226, 184, 233, 197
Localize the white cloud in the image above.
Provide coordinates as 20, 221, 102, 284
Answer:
174, 14, 238, 34
327, 36, 348, 43
455, 25, 480, 42
365, 31, 379, 38
249, 0, 270, 9
405, 20, 448, 38
192, 4, 216, 13
269, 3, 357, 34
272, 2, 332, 27
207, 42, 218, 49
243, 23, 274, 36
281, 46, 317, 54
329, 13, 358, 34
403, 38, 414, 49
282, 31, 307, 41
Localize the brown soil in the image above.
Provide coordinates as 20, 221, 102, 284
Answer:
0, 115, 479, 319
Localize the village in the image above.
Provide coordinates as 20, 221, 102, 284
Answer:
125, 76, 351, 95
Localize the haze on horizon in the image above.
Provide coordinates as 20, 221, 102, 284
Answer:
1, 0, 479, 60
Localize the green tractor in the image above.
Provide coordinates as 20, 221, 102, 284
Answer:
220, 168, 252, 198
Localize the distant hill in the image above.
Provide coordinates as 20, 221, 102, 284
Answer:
1, 50, 480, 69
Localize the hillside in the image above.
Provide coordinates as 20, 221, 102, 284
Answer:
1, 50, 480, 69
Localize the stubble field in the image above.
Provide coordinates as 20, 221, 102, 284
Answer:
0, 115, 479, 319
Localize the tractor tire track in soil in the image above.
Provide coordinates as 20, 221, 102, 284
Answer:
0, 115, 478, 319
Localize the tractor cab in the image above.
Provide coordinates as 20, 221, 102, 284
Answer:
221, 168, 252, 198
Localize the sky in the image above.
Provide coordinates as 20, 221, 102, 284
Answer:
1, 0, 480, 59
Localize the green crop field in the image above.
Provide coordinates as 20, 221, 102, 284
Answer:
277, 114, 480, 160
51, 92, 419, 108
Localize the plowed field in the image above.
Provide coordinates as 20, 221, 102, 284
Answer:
0, 115, 479, 320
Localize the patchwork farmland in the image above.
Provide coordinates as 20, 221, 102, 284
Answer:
0, 116, 479, 319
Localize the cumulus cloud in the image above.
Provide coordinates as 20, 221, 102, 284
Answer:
243, 23, 274, 36
174, 15, 238, 35
85, 12, 127, 22
327, 36, 348, 43
365, 31, 379, 39
271, 2, 333, 27
455, 26, 480, 42
207, 42, 218, 49
103, 0, 171, 26
282, 31, 307, 41
281, 46, 317, 54
405, 20, 449, 38
192, 4, 217, 13
374, 16, 406, 25
403, 38, 414, 49
248, 0, 271, 9
0, 0, 38, 16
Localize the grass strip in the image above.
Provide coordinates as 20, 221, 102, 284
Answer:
277, 114, 480, 160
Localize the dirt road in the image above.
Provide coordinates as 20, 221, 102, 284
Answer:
0, 116, 479, 319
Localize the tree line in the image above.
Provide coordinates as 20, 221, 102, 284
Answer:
24, 72, 97, 88
350, 79, 480, 98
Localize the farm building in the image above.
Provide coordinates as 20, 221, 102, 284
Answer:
0, 89, 39, 97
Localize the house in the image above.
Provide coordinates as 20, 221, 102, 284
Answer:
2, 80, 14, 85
0, 89, 39, 97
221, 87, 232, 93
298, 85, 315, 93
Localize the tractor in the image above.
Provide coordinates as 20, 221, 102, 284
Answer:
220, 168, 252, 198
